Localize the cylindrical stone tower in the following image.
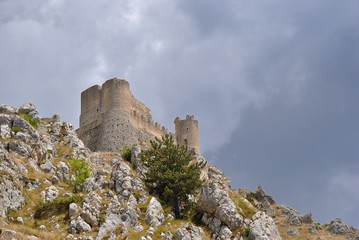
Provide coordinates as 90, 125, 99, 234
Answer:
98, 78, 137, 151
174, 115, 200, 155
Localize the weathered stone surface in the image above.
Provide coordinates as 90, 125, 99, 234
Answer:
280, 205, 312, 226
81, 192, 102, 227
97, 196, 139, 240
69, 203, 78, 219
329, 218, 349, 235
9, 141, 31, 157
84, 169, 109, 192
198, 181, 242, 230
40, 160, 55, 173
217, 226, 232, 240
145, 197, 165, 227
249, 211, 282, 240
0, 104, 17, 115
75, 216, 92, 233
175, 224, 204, 240
254, 185, 276, 207
12, 115, 40, 141
41, 186, 59, 202
57, 161, 70, 181
111, 161, 144, 199
18, 103, 39, 120
0, 124, 11, 139
0, 178, 25, 217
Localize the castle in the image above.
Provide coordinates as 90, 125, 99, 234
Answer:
76, 78, 200, 154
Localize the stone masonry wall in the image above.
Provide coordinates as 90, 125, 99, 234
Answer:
174, 115, 200, 155
77, 78, 169, 152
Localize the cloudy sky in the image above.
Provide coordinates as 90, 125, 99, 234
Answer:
1, 0, 358, 227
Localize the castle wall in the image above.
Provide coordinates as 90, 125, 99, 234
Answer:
77, 78, 170, 152
174, 115, 200, 155
78, 78, 201, 154
80, 85, 101, 127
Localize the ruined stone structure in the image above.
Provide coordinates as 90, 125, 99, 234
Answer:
77, 78, 200, 154
174, 115, 200, 155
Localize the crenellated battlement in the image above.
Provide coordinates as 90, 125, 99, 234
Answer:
77, 78, 200, 154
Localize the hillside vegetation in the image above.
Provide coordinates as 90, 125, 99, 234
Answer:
0, 103, 358, 240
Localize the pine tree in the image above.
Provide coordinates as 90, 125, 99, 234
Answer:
141, 134, 205, 218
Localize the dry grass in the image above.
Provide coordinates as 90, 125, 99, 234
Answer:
0, 221, 66, 240
274, 207, 347, 240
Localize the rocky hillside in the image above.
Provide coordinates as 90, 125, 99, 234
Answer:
0, 103, 358, 240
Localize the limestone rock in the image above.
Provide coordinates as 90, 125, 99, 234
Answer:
254, 185, 276, 208
72, 216, 92, 233
249, 211, 282, 240
9, 141, 31, 157
217, 226, 232, 240
18, 103, 40, 121
280, 205, 312, 226
97, 196, 139, 240
145, 197, 165, 227
69, 203, 78, 219
0, 104, 17, 115
0, 124, 11, 139
198, 181, 242, 230
0, 178, 25, 217
41, 186, 59, 202
12, 114, 40, 141
329, 218, 349, 235
83, 169, 109, 192
57, 161, 70, 181
175, 224, 204, 240
80, 192, 102, 227
111, 161, 143, 199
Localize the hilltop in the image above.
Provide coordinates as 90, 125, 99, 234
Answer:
0, 103, 358, 240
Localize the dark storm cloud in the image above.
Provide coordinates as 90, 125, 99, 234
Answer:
0, 0, 358, 227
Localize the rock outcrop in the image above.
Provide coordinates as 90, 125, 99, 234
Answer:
0, 103, 358, 240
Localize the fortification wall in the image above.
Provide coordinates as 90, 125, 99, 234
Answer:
174, 115, 200, 155
78, 78, 201, 154
80, 85, 101, 127
78, 78, 171, 152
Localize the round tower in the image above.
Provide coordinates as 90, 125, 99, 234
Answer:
174, 115, 200, 155
100, 78, 132, 114
98, 78, 137, 151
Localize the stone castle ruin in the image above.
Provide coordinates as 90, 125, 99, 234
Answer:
77, 78, 200, 154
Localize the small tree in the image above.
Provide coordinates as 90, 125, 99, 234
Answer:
141, 134, 205, 218
69, 158, 91, 192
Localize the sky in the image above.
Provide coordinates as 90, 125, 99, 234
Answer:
0, 0, 358, 227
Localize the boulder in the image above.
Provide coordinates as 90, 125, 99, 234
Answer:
111, 161, 144, 199
57, 161, 70, 181
41, 186, 59, 202
175, 224, 204, 240
329, 218, 349, 235
0, 178, 25, 217
0, 104, 17, 115
249, 211, 282, 240
69, 203, 78, 219
80, 192, 102, 227
18, 103, 40, 121
198, 181, 242, 230
145, 197, 165, 227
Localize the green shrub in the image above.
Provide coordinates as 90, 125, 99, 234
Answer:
141, 134, 205, 219
69, 158, 91, 192
20, 113, 39, 129
121, 146, 132, 162
34, 195, 83, 219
